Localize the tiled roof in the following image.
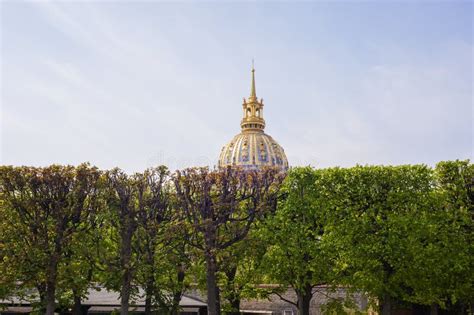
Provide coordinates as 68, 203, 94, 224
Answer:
0, 287, 206, 308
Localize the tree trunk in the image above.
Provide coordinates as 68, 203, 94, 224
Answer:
228, 299, 241, 315
144, 277, 154, 315
72, 292, 83, 315
296, 285, 312, 315
144, 237, 156, 315
381, 261, 393, 315
120, 226, 134, 315
45, 282, 56, 315
206, 254, 221, 315
45, 254, 59, 315
380, 294, 391, 315
430, 303, 438, 315
171, 267, 186, 315
225, 265, 240, 315
37, 283, 47, 314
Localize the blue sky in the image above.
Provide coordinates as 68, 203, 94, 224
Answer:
1, 1, 472, 172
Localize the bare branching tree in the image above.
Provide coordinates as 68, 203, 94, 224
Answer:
173, 166, 284, 315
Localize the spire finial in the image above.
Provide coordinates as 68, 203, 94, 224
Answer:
250, 60, 256, 99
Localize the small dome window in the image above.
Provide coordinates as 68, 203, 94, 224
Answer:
247, 108, 251, 116
256, 109, 260, 117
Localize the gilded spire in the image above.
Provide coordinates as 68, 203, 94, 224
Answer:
250, 61, 256, 99
241, 62, 265, 132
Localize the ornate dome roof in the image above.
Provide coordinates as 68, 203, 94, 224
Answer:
218, 131, 288, 170
218, 66, 288, 170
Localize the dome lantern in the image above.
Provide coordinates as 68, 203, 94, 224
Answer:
241, 65, 265, 132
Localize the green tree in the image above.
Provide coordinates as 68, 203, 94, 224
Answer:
134, 167, 172, 315
134, 166, 195, 315
103, 168, 142, 315
324, 165, 434, 315
173, 166, 284, 315
259, 167, 339, 315
432, 160, 473, 309
218, 227, 270, 315
149, 224, 196, 315
397, 160, 473, 314
56, 216, 105, 315
0, 164, 101, 315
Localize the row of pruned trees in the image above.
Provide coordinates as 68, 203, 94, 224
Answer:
259, 161, 473, 315
0, 161, 472, 315
0, 165, 283, 315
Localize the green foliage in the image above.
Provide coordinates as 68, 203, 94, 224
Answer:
323, 165, 434, 299
217, 227, 270, 312
173, 166, 284, 315
0, 164, 102, 313
100, 166, 196, 313
258, 167, 354, 314
320, 295, 367, 315
260, 167, 336, 290
259, 162, 473, 313
314, 161, 473, 311
0, 161, 471, 314
396, 160, 473, 307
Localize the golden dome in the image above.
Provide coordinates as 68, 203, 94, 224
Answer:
218, 66, 288, 170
